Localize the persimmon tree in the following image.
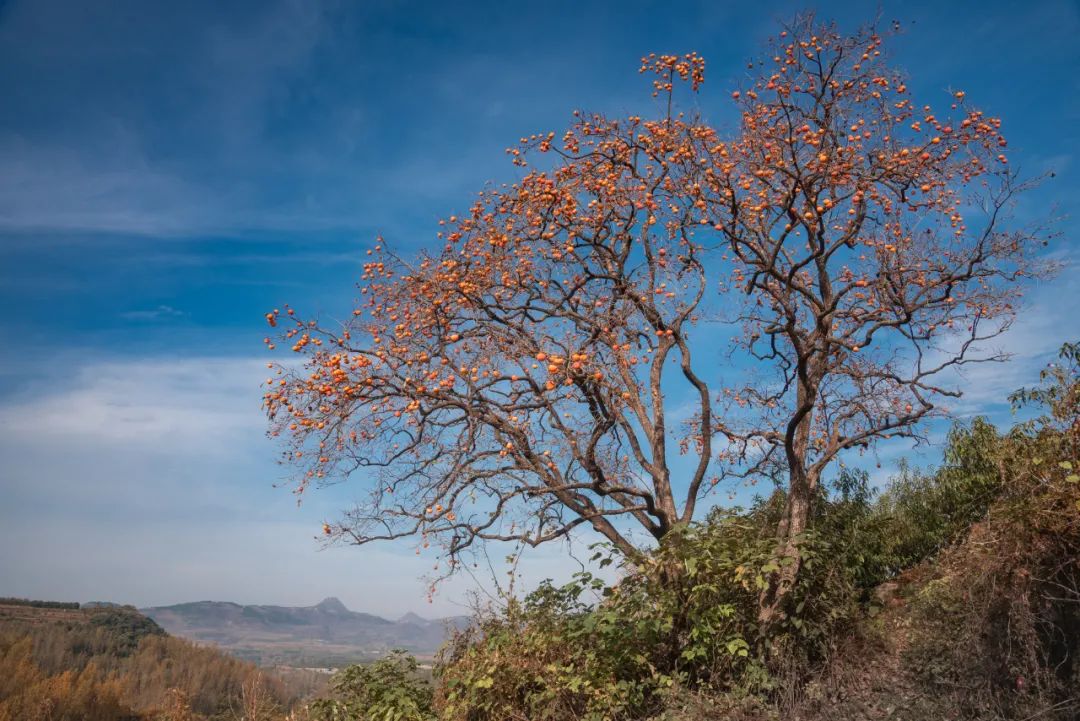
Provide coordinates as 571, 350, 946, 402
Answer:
690, 19, 1050, 618
264, 17, 1049, 616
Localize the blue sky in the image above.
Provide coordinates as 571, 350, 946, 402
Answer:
0, 0, 1077, 617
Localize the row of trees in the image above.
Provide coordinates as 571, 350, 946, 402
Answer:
0, 598, 80, 610
265, 14, 1052, 621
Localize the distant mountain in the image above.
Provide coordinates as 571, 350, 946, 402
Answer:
141, 597, 469, 666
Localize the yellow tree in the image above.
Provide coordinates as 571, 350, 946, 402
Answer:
264, 17, 1049, 615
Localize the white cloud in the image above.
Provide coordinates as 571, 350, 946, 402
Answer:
0, 132, 221, 236
119, 305, 187, 321
944, 260, 1080, 418
0, 356, 266, 447
0, 354, 587, 615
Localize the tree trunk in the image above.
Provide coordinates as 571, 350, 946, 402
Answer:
758, 470, 812, 626
758, 365, 821, 626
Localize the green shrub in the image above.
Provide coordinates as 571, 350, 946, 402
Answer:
87, 607, 166, 654
309, 650, 435, 721
435, 502, 870, 720
872, 419, 1002, 573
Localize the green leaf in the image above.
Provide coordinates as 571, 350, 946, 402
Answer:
725, 638, 749, 656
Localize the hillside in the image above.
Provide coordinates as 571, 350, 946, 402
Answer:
142, 597, 469, 666
0, 601, 323, 719
0, 600, 166, 652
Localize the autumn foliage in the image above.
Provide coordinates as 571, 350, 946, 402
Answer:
0, 605, 320, 720
264, 17, 1048, 613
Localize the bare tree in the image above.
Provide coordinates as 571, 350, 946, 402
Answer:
237, 673, 279, 721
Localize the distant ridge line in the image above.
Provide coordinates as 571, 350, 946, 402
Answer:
139, 597, 471, 664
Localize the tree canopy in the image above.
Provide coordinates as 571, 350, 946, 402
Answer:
264, 16, 1049, 609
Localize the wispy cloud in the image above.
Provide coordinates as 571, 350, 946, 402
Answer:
0, 133, 221, 236
0, 353, 585, 613
0, 0, 339, 236
945, 258, 1080, 418
0, 356, 264, 447
119, 305, 187, 321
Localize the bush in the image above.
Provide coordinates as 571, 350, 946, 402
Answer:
435, 500, 872, 721
902, 343, 1080, 719
872, 419, 1002, 575
309, 650, 435, 721
433, 352, 1079, 721
87, 607, 166, 654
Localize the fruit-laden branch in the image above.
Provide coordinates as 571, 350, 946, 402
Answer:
264, 54, 716, 570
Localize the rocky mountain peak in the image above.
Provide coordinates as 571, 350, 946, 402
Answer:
315, 597, 348, 613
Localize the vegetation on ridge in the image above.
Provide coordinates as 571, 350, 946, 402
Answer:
0, 604, 323, 720
302, 341, 1078, 720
